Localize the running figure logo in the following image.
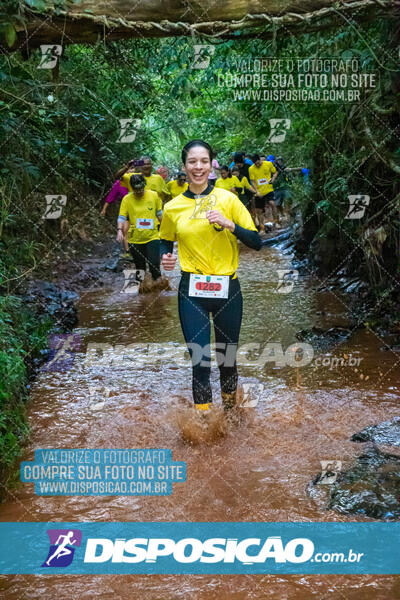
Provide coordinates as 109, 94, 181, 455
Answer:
42, 195, 67, 220
42, 333, 81, 372
192, 45, 215, 69
122, 269, 146, 293
117, 118, 142, 143
42, 529, 82, 567
190, 194, 217, 219
267, 119, 291, 143
276, 270, 298, 293
38, 45, 62, 69
318, 460, 342, 485
345, 195, 370, 219
241, 383, 264, 408
88, 384, 112, 411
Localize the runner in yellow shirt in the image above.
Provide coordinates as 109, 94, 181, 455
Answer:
231, 166, 256, 211
160, 139, 262, 412
167, 172, 188, 199
120, 156, 170, 203
141, 156, 170, 203
248, 154, 278, 230
215, 166, 242, 196
117, 173, 163, 281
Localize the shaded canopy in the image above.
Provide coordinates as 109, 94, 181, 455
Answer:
15, 0, 397, 47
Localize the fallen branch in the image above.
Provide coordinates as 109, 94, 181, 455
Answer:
12, 0, 398, 45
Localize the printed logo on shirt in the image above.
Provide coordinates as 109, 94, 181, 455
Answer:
190, 195, 217, 219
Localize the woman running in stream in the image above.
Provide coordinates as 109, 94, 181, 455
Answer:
159, 140, 262, 411
117, 173, 163, 281
214, 165, 241, 195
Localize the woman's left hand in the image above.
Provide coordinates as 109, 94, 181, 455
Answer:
206, 210, 234, 232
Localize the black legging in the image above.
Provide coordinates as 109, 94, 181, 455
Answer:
129, 239, 161, 280
178, 272, 243, 405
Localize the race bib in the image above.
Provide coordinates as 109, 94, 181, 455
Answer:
258, 178, 268, 185
136, 218, 154, 229
188, 274, 229, 299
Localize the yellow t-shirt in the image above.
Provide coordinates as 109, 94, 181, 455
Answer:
119, 189, 162, 244
120, 172, 169, 201
167, 179, 188, 199
215, 175, 241, 195
159, 187, 257, 276
235, 176, 252, 192
248, 161, 277, 195
120, 171, 140, 192
145, 173, 170, 200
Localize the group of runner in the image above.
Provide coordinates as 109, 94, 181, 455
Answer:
102, 143, 296, 412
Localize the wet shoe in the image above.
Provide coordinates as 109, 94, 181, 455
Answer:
121, 251, 132, 260
195, 402, 212, 412
221, 391, 236, 411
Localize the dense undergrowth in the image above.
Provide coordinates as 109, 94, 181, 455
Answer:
0, 294, 51, 486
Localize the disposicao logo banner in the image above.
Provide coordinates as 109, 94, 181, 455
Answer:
0, 522, 399, 574
41, 529, 82, 567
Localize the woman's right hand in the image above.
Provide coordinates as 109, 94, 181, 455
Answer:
161, 252, 177, 271
116, 230, 124, 243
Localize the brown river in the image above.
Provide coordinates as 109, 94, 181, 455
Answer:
1, 243, 399, 599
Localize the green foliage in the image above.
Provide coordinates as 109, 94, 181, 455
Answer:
0, 17, 398, 484
0, 1, 22, 47
0, 21, 398, 282
0, 294, 52, 483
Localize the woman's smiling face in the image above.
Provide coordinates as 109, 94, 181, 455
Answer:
184, 145, 211, 187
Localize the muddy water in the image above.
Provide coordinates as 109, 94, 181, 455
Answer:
1, 244, 399, 599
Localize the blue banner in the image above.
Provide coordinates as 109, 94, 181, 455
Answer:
0, 522, 399, 574
20, 449, 186, 496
